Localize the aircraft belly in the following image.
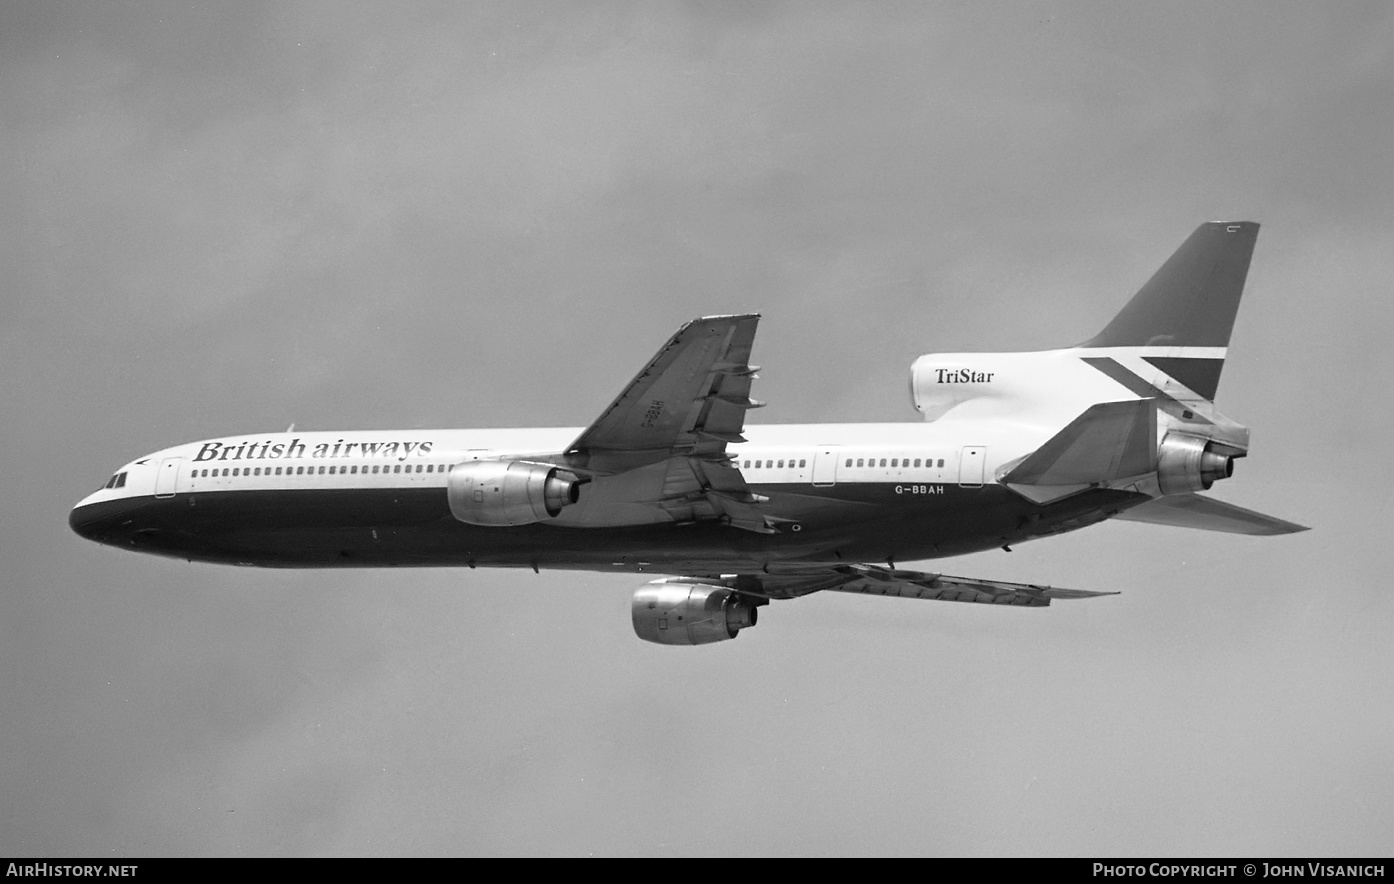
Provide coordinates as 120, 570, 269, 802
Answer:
69, 484, 1144, 570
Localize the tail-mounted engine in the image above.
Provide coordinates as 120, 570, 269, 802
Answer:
447, 460, 581, 526
631, 579, 762, 646
1157, 433, 1237, 495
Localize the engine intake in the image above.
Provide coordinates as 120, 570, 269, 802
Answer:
1157, 433, 1235, 495
632, 580, 760, 646
447, 460, 581, 526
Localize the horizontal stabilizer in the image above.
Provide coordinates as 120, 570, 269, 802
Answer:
1000, 399, 1157, 503
1113, 493, 1308, 535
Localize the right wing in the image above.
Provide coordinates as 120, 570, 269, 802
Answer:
724, 564, 1118, 608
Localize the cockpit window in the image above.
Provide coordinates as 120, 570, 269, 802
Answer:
103, 471, 128, 490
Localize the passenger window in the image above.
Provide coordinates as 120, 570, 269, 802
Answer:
743, 460, 750, 468
938, 459, 945, 468
426, 464, 433, 473
799, 459, 806, 468
856, 459, 864, 467
891, 459, 898, 468
417, 464, 424, 473
845, 459, 852, 467
373, 465, 380, 474
275, 467, 282, 475
880, 459, 887, 467
318, 466, 325, 474
778, 460, 784, 468
394, 465, 401, 473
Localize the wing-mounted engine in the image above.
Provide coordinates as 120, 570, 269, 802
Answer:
631, 578, 762, 646
447, 460, 582, 526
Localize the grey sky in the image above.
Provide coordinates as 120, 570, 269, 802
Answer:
3, 1, 1391, 856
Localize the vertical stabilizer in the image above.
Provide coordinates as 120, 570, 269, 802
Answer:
1080, 221, 1257, 403
1085, 221, 1258, 351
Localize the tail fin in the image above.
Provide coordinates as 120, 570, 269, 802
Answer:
1081, 221, 1258, 402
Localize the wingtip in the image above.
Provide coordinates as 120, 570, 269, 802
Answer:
1041, 587, 1122, 600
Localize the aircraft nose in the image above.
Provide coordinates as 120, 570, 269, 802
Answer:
69, 498, 136, 545
70, 502, 112, 542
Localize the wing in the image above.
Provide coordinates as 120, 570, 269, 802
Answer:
563, 315, 775, 533
726, 564, 1118, 607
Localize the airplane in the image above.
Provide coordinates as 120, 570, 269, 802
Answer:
70, 221, 1306, 645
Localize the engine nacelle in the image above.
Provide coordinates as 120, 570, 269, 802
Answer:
631, 580, 760, 646
1157, 433, 1235, 495
447, 460, 581, 526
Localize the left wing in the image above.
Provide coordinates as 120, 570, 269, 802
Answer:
740, 564, 1118, 607
563, 315, 775, 533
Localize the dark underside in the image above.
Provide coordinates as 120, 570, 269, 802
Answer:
71, 482, 1147, 572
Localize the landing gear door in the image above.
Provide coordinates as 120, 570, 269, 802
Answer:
155, 457, 181, 498
812, 447, 839, 487
958, 447, 986, 487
